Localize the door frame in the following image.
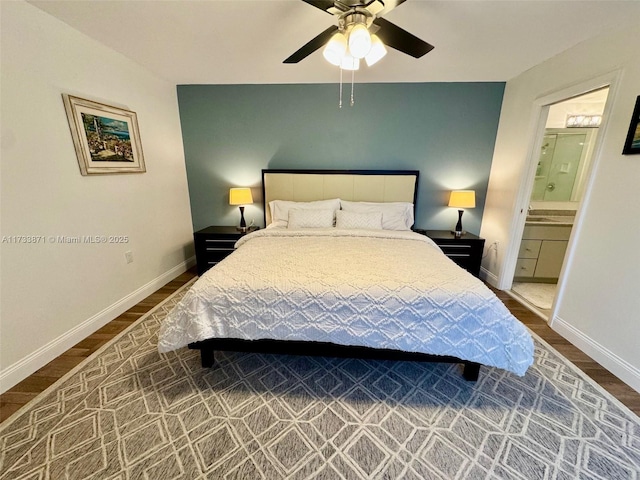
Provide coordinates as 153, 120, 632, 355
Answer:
501, 70, 621, 324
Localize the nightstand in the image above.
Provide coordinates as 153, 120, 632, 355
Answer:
417, 230, 485, 277
194, 226, 258, 276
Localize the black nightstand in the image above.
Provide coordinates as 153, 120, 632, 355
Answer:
194, 226, 258, 276
416, 230, 485, 277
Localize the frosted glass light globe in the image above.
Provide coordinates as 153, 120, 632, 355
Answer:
365, 34, 387, 66
348, 23, 371, 59
323, 32, 347, 66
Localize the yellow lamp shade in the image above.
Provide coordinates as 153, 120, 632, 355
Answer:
448, 190, 476, 209
229, 187, 253, 206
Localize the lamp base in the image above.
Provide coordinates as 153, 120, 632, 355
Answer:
237, 206, 246, 232
452, 209, 465, 238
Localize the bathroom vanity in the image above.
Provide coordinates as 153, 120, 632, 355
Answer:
515, 214, 573, 282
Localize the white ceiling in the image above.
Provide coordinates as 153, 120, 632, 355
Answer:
29, 0, 640, 85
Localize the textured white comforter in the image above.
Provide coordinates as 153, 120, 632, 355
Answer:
158, 229, 534, 375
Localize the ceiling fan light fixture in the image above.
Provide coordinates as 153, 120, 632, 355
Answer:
364, 34, 387, 66
347, 23, 372, 59
340, 53, 360, 71
323, 32, 348, 66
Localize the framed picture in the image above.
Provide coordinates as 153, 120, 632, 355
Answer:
622, 95, 640, 155
62, 94, 146, 175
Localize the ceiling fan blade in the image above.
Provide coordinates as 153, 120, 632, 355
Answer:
300, 0, 408, 17
301, 0, 339, 14
373, 17, 434, 58
374, 0, 408, 17
284, 25, 339, 63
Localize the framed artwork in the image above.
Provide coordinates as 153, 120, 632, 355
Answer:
622, 95, 640, 155
62, 94, 146, 175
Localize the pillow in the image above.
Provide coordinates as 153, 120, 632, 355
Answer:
269, 198, 341, 227
335, 210, 383, 230
339, 200, 414, 230
288, 208, 335, 229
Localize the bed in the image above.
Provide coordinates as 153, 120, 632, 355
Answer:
158, 170, 534, 380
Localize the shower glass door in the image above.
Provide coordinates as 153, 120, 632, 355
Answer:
531, 130, 587, 202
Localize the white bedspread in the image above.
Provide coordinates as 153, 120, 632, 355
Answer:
158, 229, 534, 376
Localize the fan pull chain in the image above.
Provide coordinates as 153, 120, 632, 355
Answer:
350, 69, 355, 107
339, 67, 343, 108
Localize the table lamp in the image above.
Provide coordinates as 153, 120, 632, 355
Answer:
448, 190, 476, 237
229, 187, 253, 232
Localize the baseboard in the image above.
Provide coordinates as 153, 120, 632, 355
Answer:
0, 256, 196, 394
552, 315, 640, 394
480, 267, 499, 288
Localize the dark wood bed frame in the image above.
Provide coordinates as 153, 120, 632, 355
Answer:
188, 169, 481, 382
189, 338, 481, 381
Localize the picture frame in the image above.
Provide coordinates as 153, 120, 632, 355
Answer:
622, 95, 640, 155
62, 94, 146, 175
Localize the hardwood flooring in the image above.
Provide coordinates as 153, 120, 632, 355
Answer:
493, 288, 640, 416
0, 269, 196, 423
1, 268, 638, 424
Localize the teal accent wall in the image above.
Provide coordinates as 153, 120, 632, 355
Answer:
177, 83, 505, 233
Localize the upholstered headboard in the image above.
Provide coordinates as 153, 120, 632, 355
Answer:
262, 169, 419, 225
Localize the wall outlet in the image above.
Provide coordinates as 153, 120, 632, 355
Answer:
125, 251, 133, 264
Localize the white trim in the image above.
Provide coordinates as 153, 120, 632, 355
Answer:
479, 266, 499, 288
553, 315, 640, 394
549, 71, 622, 329
0, 256, 196, 394
500, 70, 622, 304
499, 104, 550, 290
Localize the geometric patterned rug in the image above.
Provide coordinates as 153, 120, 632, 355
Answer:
1, 281, 639, 479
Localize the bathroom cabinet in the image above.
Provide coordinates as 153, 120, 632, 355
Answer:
515, 224, 571, 281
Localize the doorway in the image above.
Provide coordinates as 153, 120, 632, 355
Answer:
510, 87, 609, 319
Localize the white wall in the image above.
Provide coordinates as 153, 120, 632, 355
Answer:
481, 25, 640, 391
0, 1, 194, 391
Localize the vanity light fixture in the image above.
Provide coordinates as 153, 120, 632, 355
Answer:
448, 190, 476, 237
566, 114, 602, 128
229, 187, 253, 232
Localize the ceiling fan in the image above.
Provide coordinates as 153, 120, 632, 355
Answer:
284, 0, 434, 67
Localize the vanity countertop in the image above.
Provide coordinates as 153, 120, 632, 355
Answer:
526, 216, 574, 226
526, 209, 575, 226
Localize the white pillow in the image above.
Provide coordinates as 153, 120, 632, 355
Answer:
288, 209, 335, 229
340, 200, 414, 230
269, 198, 341, 227
335, 210, 383, 230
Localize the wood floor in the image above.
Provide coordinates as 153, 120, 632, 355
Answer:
1, 267, 638, 424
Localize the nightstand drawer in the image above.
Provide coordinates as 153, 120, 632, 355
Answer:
419, 230, 485, 278
446, 255, 476, 273
437, 243, 473, 257
202, 249, 235, 261
204, 238, 236, 250
194, 226, 259, 276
